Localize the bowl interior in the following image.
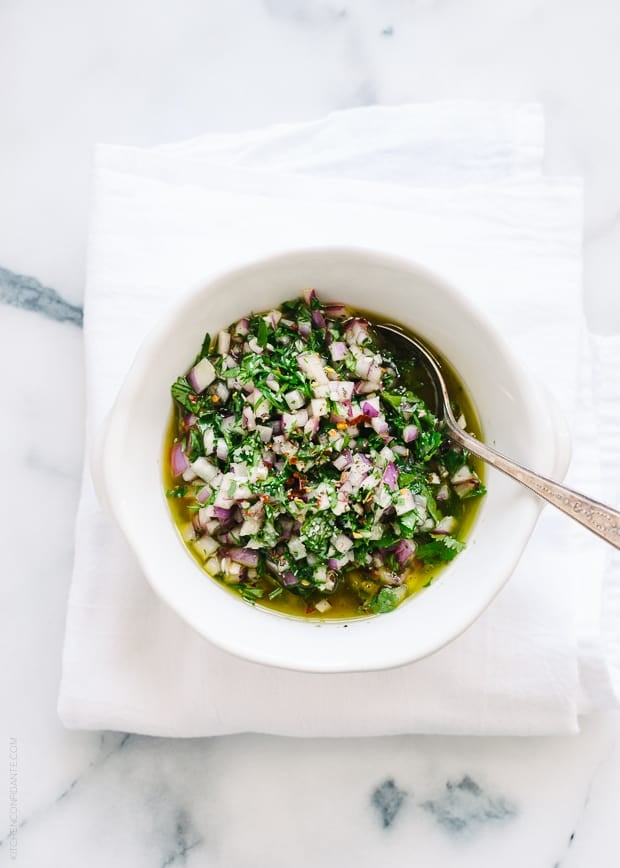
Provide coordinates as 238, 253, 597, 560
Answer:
102, 248, 557, 672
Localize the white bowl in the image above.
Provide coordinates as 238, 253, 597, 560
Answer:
95, 248, 570, 672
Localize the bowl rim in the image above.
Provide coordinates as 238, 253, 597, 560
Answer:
96, 245, 564, 672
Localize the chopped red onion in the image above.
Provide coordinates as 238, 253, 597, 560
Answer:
213, 505, 233, 523
295, 408, 309, 428
392, 539, 415, 566
266, 373, 279, 392
214, 380, 230, 403
433, 516, 457, 535
181, 413, 197, 431
371, 416, 389, 435
257, 424, 272, 444
302, 288, 317, 307
454, 480, 478, 499
187, 357, 216, 393
329, 341, 348, 362
284, 389, 305, 411
297, 352, 329, 384
324, 303, 347, 319
235, 318, 250, 336
403, 424, 418, 443
217, 330, 231, 355
333, 450, 352, 471
226, 547, 259, 567
282, 571, 299, 586
451, 465, 476, 485
242, 405, 256, 431
216, 439, 229, 462
170, 442, 189, 477
362, 399, 380, 418
298, 321, 311, 339
304, 417, 320, 437
436, 484, 450, 502
196, 485, 211, 504
311, 309, 326, 329
344, 317, 370, 346
382, 462, 398, 490
329, 381, 355, 401
354, 380, 380, 394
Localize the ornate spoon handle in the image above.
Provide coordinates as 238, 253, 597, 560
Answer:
450, 425, 620, 550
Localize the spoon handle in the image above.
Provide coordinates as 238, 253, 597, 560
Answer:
452, 427, 620, 550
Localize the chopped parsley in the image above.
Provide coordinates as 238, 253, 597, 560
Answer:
167, 291, 485, 617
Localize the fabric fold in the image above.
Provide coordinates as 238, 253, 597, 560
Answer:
59, 103, 619, 737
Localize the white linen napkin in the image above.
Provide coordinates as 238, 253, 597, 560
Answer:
59, 103, 620, 736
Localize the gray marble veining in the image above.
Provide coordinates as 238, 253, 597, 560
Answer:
0, 265, 82, 326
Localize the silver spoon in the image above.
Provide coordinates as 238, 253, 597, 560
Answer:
375, 323, 620, 550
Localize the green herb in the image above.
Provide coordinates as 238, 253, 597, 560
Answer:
382, 393, 403, 410
187, 428, 203, 462
234, 585, 265, 604
369, 587, 404, 614
416, 536, 466, 564
268, 586, 283, 600
257, 317, 269, 348
199, 332, 212, 359
171, 377, 197, 413
166, 486, 188, 498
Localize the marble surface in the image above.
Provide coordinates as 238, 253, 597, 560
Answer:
2, 1, 620, 865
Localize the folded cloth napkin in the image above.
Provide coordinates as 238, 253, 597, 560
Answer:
59, 103, 620, 736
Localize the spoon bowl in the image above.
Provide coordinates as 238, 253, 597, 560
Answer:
376, 323, 620, 551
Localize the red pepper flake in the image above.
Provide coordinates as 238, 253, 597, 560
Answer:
306, 604, 315, 614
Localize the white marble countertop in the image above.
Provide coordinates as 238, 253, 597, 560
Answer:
2, 1, 620, 866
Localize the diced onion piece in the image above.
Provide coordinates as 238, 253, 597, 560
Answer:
371, 416, 389, 435
297, 352, 329, 384
205, 557, 221, 576
288, 537, 307, 560
190, 457, 219, 483
362, 397, 380, 417
242, 405, 256, 431
451, 465, 477, 485
302, 287, 317, 307
187, 358, 216, 393
433, 516, 458, 535
311, 309, 326, 329
333, 533, 353, 553
193, 536, 219, 557
394, 489, 415, 515
196, 485, 211, 504
329, 341, 348, 362
314, 599, 332, 613
217, 331, 231, 355
284, 389, 305, 411
234, 318, 249, 336
170, 442, 189, 476
203, 427, 215, 455
403, 424, 418, 443
329, 381, 354, 402
324, 303, 347, 319
226, 547, 259, 567
392, 539, 415, 566
344, 317, 370, 346
256, 424, 272, 444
